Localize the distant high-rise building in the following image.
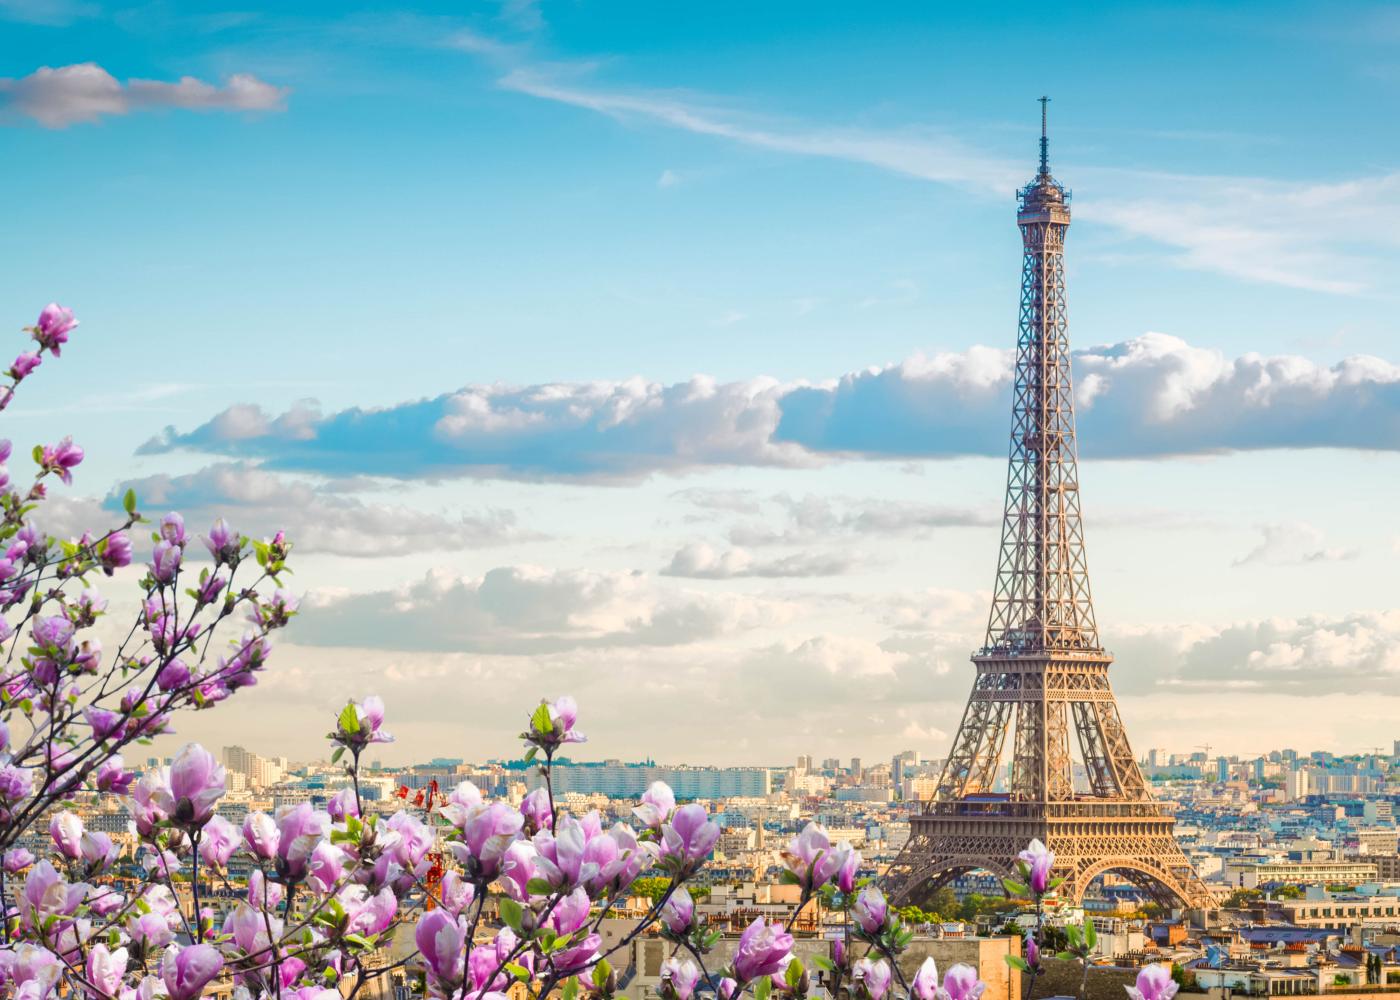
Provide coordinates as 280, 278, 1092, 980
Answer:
1286, 767, 1309, 801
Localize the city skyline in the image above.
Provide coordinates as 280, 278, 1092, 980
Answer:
2, 0, 1398, 765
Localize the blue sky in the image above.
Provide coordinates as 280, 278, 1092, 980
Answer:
1, 0, 1398, 765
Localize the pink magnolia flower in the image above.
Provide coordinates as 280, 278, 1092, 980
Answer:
837, 846, 862, 894
336, 695, 393, 749
49, 812, 83, 860
498, 839, 537, 902
128, 911, 176, 951
912, 958, 940, 1000
939, 963, 986, 1000
439, 869, 476, 916
242, 811, 279, 860
80, 831, 117, 872
10, 353, 41, 379
732, 916, 793, 983
161, 944, 223, 1000
1126, 964, 1179, 1000
526, 695, 585, 750
19, 861, 86, 930
1018, 838, 1054, 895
327, 787, 359, 822
83, 705, 123, 742
447, 801, 523, 880
224, 901, 282, 953
202, 519, 239, 565
33, 304, 77, 354
40, 437, 83, 485
94, 756, 133, 794
661, 886, 694, 935
519, 787, 553, 835
548, 886, 592, 937
1025, 932, 1041, 970
274, 803, 328, 883
86, 943, 127, 997
783, 822, 848, 890
149, 539, 181, 584
661, 803, 720, 872
533, 815, 599, 889
549, 932, 602, 975
158, 743, 225, 829
852, 885, 888, 935
0, 943, 61, 998
415, 909, 466, 988
308, 841, 347, 895
660, 958, 701, 1000
3, 848, 34, 873
633, 780, 675, 828
854, 958, 892, 1000
99, 531, 132, 574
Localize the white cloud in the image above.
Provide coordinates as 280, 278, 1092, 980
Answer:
657, 168, 680, 188
294, 565, 792, 653
662, 542, 856, 579
142, 333, 1400, 481
1233, 522, 1358, 567
112, 462, 534, 557
0, 62, 288, 128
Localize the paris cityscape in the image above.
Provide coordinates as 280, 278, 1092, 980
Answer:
2, 4, 1398, 1000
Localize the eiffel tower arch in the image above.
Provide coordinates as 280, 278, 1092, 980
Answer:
883, 100, 1215, 914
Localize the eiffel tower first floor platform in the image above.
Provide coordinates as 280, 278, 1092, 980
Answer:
882, 797, 1217, 912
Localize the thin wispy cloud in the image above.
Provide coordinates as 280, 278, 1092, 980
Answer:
0, 62, 288, 127
498, 66, 1023, 195
452, 40, 1400, 294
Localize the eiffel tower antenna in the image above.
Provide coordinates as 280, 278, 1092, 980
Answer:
882, 101, 1215, 913
1039, 95, 1050, 175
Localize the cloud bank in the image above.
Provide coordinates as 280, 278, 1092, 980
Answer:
140, 333, 1400, 482
109, 463, 533, 557
0, 62, 288, 127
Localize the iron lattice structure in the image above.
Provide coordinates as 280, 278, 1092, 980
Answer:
883, 101, 1215, 912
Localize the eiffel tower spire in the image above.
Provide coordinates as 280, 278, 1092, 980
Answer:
882, 102, 1215, 913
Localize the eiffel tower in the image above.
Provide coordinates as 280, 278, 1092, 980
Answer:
883, 100, 1214, 912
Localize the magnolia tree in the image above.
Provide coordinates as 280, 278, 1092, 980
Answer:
0, 304, 1169, 1000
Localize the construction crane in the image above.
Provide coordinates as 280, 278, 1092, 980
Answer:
398, 779, 448, 908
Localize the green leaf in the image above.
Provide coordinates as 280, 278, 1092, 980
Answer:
524, 746, 538, 763
785, 959, 805, 990
811, 956, 835, 973
31, 445, 43, 466
561, 977, 580, 1000
506, 964, 530, 981
1056, 952, 1076, 962
526, 878, 555, 896
530, 702, 553, 735
331, 747, 344, 764
123, 488, 137, 514
337, 702, 361, 736
592, 959, 613, 991
1084, 918, 1097, 948
754, 976, 772, 1000
1005, 956, 1030, 972
778, 869, 801, 886
1002, 878, 1029, 897
498, 897, 524, 932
